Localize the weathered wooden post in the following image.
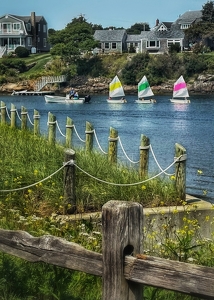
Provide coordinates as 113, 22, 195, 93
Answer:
85, 121, 94, 152
139, 134, 150, 178
108, 127, 118, 163
102, 201, 143, 300
48, 112, 56, 145
10, 103, 16, 128
21, 106, 27, 130
175, 143, 186, 200
34, 109, 40, 136
63, 149, 76, 214
65, 117, 73, 148
1, 101, 6, 124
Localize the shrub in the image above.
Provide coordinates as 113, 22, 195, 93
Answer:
15, 46, 29, 58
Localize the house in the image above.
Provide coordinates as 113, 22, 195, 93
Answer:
0, 12, 50, 57
93, 29, 127, 53
94, 10, 203, 54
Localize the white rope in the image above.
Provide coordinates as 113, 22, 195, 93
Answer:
150, 144, 174, 176
56, 120, 66, 137
5, 106, 11, 120
74, 156, 181, 186
27, 113, 34, 126
93, 129, 108, 154
118, 136, 140, 164
15, 109, 22, 121
73, 125, 85, 143
0, 162, 69, 193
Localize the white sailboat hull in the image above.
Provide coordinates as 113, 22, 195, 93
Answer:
45, 94, 85, 103
170, 98, 190, 104
135, 98, 156, 104
107, 98, 127, 103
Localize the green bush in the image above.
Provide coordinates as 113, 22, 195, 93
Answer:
15, 46, 30, 58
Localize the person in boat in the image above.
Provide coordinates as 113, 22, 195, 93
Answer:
69, 88, 75, 99
74, 91, 79, 99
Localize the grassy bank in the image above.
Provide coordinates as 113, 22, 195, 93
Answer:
0, 124, 214, 299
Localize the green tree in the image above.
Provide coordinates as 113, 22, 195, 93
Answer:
48, 16, 98, 62
202, 1, 214, 22
126, 22, 150, 34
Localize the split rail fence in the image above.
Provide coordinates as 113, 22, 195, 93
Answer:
0, 201, 213, 299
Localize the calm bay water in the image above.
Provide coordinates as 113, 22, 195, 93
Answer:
1, 93, 214, 201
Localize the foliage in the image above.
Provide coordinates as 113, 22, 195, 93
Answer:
202, 0, 214, 22
0, 58, 26, 74
48, 16, 98, 62
126, 22, 150, 34
182, 53, 208, 76
14, 46, 29, 58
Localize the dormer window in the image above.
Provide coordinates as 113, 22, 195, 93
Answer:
13, 23, 21, 31
26, 23, 31, 31
180, 24, 190, 29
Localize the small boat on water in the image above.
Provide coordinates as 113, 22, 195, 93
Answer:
170, 76, 190, 104
135, 76, 156, 104
12, 90, 54, 96
44, 94, 91, 104
107, 75, 127, 103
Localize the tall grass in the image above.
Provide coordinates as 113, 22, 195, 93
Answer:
1, 124, 212, 299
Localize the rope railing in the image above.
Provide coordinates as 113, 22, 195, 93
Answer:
0, 156, 181, 193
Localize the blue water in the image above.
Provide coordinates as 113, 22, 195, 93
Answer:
1, 93, 214, 201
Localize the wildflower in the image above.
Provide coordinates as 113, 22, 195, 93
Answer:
141, 185, 147, 190
170, 175, 176, 180
197, 169, 203, 175
205, 216, 210, 222
203, 190, 208, 195
34, 169, 38, 176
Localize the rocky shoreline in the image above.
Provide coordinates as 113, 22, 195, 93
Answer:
1, 74, 214, 95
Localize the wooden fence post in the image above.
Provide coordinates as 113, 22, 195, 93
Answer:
48, 112, 56, 145
21, 106, 27, 130
34, 109, 40, 136
10, 103, 16, 128
102, 201, 143, 300
1, 101, 6, 124
175, 143, 186, 200
85, 121, 94, 152
65, 117, 73, 148
63, 149, 76, 214
108, 127, 118, 163
139, 134, 150, 178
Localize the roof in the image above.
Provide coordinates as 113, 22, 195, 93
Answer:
11, 14, 44, 23
175, 10, 202, 25
94, 29, 126, 42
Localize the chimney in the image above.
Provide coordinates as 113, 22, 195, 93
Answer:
31, 12, 36, 47
156, 19, 159, 26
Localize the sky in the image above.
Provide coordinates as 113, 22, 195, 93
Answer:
0, 0, 207, 30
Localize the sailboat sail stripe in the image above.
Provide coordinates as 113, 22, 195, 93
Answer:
174, 82, 186, 91
139, 81, 149, 92
110, 82, 122, 92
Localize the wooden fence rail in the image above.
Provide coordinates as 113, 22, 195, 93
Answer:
0, 201, 213, 299
0, 102, 187, 199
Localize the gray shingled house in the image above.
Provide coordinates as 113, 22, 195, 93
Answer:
0, 11, 50, 57
94, 10, 203, 54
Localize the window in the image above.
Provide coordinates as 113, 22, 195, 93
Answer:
146, 40, 160, 48
167, 39, 181, 47
111, 42, 117, 49
180, 24, 190, 29
27, 37, 32, 46
2, 23, 12, 33
104, 43, 110, 49
26, 23, 31, 31
37, 37, 40, 42
43, 38, 47, 47
13, 23, 21, 31
38, 24, 40, 32
43, 24, 46, 33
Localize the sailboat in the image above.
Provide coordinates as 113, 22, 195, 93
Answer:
170, 75, 190, 104
107, 75, 126, 103
135, 76, 156, 103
